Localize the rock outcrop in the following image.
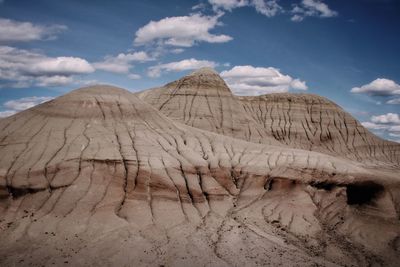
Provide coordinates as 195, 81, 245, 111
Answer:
138, 68, 400, 166
137, 68, 281, 145
239, 93, 400, 166
0, 71, 399, 267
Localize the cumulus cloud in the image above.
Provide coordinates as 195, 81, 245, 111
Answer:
148, 58, 217, 77
0, 18, 66, 43
0, 46, 94, 88
4, 96, 54, 111
351, 78, 400, 96
389, 125, 400, 133
36, 76, 74, 87
371, 113, 400, 124
362, 113, 400, 142
250, 0, 282, 17
291, 0, 337, 22
387, 98, 400, 105
0, 96, 54, 118
209, 0, 282, 17
93, 51, 154, 74
27, 57, 94, 76
220, 65, 307, 95
209, 0, 248, 10
361, 122, 389, 130
134, 13, 232, 47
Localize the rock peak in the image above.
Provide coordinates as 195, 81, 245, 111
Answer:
189, 67, 219, 76
163, 67, 231, 93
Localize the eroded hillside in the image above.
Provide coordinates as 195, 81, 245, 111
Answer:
0, 70, 399, 266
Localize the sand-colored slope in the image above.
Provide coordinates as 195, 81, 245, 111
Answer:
0, 84, 399, 266
137, 68, 281, 145
239, 93, 400, 166
138, 68, 400, 167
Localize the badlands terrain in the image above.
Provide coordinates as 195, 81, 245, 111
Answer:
0, 68, 399, 266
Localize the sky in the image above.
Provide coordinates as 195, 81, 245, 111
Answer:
0, 0, 399, 142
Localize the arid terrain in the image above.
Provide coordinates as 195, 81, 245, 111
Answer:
0, 68, 399, 266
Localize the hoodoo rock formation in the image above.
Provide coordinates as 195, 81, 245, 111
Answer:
0, 69, 399, 266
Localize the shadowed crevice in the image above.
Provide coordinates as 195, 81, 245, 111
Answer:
346, 182, 384, 205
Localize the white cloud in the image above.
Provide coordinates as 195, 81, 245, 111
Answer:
148, 58, 217, 77
387, 98, 400, 104
209, 0, 282, 17
209, 0, 248, 10
251, 0, 282, 17
0, 96, 54, 118
371, 113, 400, 124
290, 78, 308, 90
0, 46, 94, 88
389, 125, 400, 133
4, 96, 54, 111
27, 56, 94, 76
362, 113, 400, 141
361, 122, 389, 130
192, 3, 207, 10
36, 75, 74, 87
291, 0, 337, 22
134, 13, 232, 47
0, 18, 66, 43
351, 78, 400, 96
220, 65, 308, 95
291, 14, 304, 22
93, 51, 154, 74
128, 73, 141, 80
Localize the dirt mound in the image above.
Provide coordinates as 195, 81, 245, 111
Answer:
0, 77, 399, 266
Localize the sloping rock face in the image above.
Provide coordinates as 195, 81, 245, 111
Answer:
239, 94, 400, 166
137, 68, 281, 145
138, 68, 400, 166
0, 78, 399, 266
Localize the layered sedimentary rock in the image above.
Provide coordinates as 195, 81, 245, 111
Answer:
239, 94, 400, 166
0, 71, 399, 266
137, 68, 281, 145
138, 68, 400, 166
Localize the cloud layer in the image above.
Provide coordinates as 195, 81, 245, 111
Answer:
371, 113, 400, 124
362, 112, 400, 143
351, 78, 400, 96
209, 0, 282, 17
0, 18, 66, 43
0, 96, 53, 118
93, 51, 154, 74
0, 46, 94, 88
148, 58, 217, 77
134, 13, 232, 47
351, 78, 400, 105
220, 65, 307, 95
291, 0, 337, 22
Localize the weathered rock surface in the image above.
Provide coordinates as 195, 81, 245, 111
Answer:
137, 68, 281, 146
0, 70, 399, 266
138, 68, 400, 166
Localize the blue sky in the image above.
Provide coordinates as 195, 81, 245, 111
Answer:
0, 0, 399, 141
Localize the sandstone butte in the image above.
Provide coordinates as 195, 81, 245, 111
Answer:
0, 68, 399, 266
